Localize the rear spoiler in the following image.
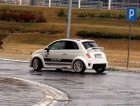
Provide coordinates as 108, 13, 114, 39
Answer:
87, 47, 104, 52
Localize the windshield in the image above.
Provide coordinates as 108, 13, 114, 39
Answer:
82, 41, 98, 49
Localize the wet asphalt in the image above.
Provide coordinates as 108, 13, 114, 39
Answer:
0, 77, 45, 106
1, 60, 140, 106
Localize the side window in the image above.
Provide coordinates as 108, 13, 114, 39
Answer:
66, 41, 79, 49
49, 41, 65, 50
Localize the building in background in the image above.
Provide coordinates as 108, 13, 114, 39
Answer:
3, 0, 34, 5
22, 0, 30, 5
44, 0, 140, 9
107, 0, 140, 9
17, 0, 30, 5
30, 0, 38, 5
38, 0, 45, 6
3, 0, 17, 4
1, 0, 140, 9
21, 0, 45, 5
0, 0, 5, 3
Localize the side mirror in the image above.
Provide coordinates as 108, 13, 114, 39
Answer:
44, 47, 49, 52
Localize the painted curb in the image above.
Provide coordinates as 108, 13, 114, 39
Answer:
7, 76, 68, 106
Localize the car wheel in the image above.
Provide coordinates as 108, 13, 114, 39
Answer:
73, 60, 85, 73
94, 67, 106, 73
32, 58, 42, 71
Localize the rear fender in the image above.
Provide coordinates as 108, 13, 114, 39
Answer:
72, 57, 88, 69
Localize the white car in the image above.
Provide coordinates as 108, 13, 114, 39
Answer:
30, 39, 108, 73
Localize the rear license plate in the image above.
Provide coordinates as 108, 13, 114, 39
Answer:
95, 54, 102, 58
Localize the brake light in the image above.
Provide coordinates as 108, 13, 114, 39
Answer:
86, 53, 91, 58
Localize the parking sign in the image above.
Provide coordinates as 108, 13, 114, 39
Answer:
126, 8, 137, 68
126, 8, 137, 21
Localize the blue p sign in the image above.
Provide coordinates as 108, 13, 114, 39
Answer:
126, 8, 137, 21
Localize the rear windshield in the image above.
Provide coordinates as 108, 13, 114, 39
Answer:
82, 41, 98, 49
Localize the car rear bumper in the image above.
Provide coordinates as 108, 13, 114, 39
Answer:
92, 64, 106, 69
85, 58, 108, 70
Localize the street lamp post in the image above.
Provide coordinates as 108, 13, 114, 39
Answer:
78, 0, 81, 8
49, 0, 51, 7
108, 0, 111, 10
66, 0, 72, 38
20, 0, 22, 5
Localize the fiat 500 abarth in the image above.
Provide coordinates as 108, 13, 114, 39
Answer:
30, 39, 108, 73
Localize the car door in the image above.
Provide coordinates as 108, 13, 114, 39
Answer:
65, 41, 79, 65
44, 40, 68, 66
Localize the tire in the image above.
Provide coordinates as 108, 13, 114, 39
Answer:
94, 67, 106, 73
73, 60, 85, 73
32, 58, 42, 71
56, 69, 62, 71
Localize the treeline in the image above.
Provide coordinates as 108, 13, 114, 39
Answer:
77, 12, 126, 19
0, 10, 46, 23
76, 30, 140, 40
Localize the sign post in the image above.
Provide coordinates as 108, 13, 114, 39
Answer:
126, 8, 137, 68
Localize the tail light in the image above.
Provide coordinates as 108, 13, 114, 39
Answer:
86, 53, 91, 58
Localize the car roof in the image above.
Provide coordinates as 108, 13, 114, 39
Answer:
59, 38, 95, 42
